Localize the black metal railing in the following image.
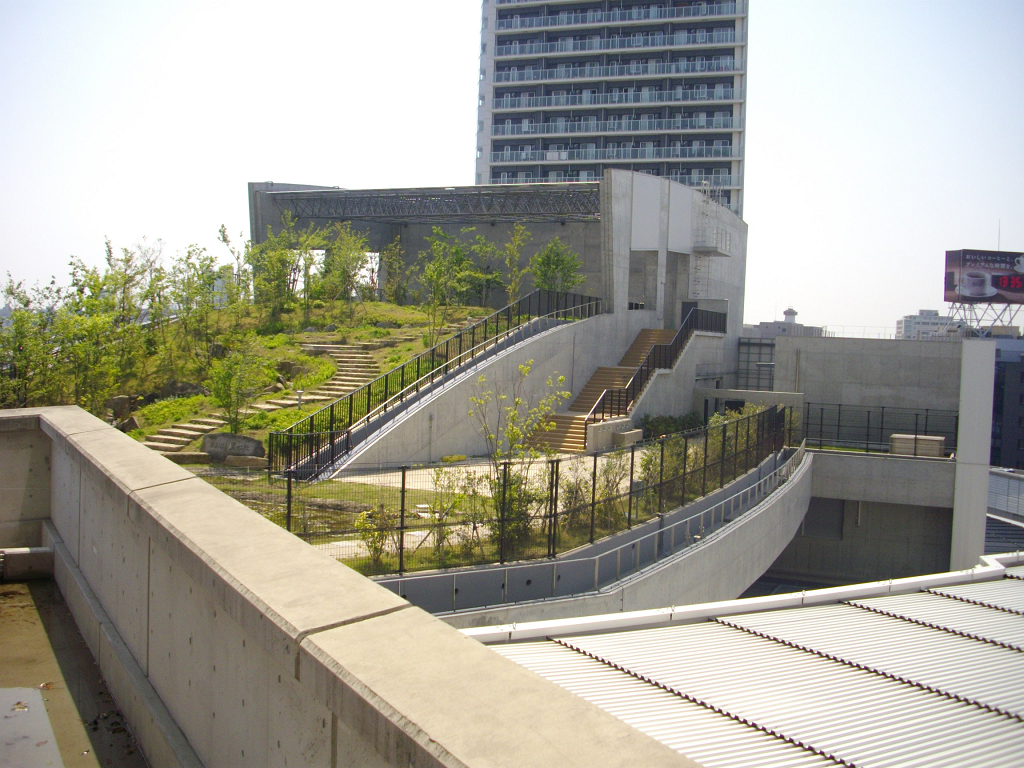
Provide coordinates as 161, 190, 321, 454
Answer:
799, 403, 959, 455
268, 290, 603, 477
586, 308, 727, 425
205, 405, 789, 577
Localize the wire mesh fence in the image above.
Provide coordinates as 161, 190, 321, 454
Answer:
198, 405, 790, 577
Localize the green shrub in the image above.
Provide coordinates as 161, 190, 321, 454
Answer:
638, 411, 703, 439
293, 354, 336, 391
260, 333, 290, 349
441, 454, 467, 463
137, 395, 209, 428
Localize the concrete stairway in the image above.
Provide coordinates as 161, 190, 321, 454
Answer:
529, 328, 677, 454
142, 416, 226, 453
266, 345, 380, 408
531, 413, 588, 453
566, 328, 675, 416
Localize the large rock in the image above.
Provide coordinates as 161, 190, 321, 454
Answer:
225, 455, 269, 469
116, 415, 140, 433
202, 433, 265, 462
159, 381, 208, 398
106, 395, 132, 420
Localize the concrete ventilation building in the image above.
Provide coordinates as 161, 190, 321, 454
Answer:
475, 0, 747, 215
737, 308, 823, 391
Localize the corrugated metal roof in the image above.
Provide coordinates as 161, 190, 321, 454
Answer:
928, 579, 1024, 615
495, 641, 842, 768
850, 591, 1024, 651
718, 601, 1024, 718
1007, 564, 1024, 580
562, 621, 1024, 768
491, 576, 1024, 768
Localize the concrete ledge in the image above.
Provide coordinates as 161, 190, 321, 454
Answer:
303, 608, 695, 768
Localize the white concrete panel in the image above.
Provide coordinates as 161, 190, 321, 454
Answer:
630, 173, 661, 251
952, 339, 996, 570
667, 182, 693, 254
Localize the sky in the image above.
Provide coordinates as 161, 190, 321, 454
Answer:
1, 0, 1022, 331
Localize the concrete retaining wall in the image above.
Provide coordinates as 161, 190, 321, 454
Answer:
443, 452, 813, 628
350, 309, 662, 468
1, 407, 692, 768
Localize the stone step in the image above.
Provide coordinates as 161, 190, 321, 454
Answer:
190, 417, 226, 427
147, 435, 192, 447
249, 403, 281, 412
144, 441, 184, 452
155, 428, 205, 439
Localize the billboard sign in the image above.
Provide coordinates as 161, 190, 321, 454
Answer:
945, 249, 1024, 304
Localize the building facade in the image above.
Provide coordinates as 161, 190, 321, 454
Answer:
896, 309, 964, 340
475, 0, 748, 215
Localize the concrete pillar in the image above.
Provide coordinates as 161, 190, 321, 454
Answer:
655, 180, 670, 327
950, 339, 996, 569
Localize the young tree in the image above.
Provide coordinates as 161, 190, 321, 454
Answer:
379, 236, 410, 305
469, 360, 570, 558
529, 236, 585, 292
501, 223, 532, 305
206, 333, 273, 433
420, 227, 482, 347
321, 223, 368, 320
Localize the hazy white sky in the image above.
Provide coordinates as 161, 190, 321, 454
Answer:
1, 0, 1021, 330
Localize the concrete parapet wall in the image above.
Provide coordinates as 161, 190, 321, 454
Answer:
772, 336, 963, 410
0, 413, 51, 548
0, 407, 691, 768
810, 451, 955, 508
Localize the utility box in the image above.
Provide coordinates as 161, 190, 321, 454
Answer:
889, 434, 945, 457
613, 429, 644, 447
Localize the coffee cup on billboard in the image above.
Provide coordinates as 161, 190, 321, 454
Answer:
1014, 256, 1024, 274
959, 270, 991, 297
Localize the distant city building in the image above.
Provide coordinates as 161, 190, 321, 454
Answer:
992, 338, 1024, 469
741, 307, 823, 340
895, 309, 965, 340
475, 0, 748, 215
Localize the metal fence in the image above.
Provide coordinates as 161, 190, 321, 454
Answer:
376, 444, 806, 613
202, 405, 789, 577
268, 289, 603, 478
800, 403, 958, 455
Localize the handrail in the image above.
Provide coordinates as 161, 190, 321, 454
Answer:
269, 290, 603, 476
586, 308, 727, 428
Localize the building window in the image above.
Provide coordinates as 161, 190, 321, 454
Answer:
476, 146, 482, 159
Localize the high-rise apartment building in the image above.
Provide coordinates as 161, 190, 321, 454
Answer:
475, 0, 748, 215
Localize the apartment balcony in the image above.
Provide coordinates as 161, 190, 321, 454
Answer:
494, 30, 742, 58
489, 145, 740, 163
494, 1, 745, 30
494, 58, 742, 83
493, 116, 741, 137
667, 172, 742, 188
491, 87, 743, 111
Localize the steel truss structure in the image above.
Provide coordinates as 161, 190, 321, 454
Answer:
265, 183, 602, 225
947, 302, 1023, 336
